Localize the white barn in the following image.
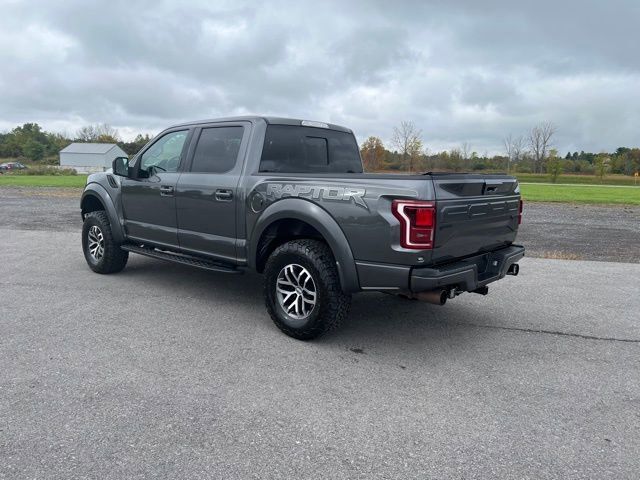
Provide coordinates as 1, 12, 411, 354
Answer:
59, 143, 128, 174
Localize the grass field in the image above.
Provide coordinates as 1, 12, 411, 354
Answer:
0, 175, 87, 188
515, 173, 638, 186
520, 183, 640, 205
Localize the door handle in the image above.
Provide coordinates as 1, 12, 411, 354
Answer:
160, 185, 175, 196
215, 189, 233, 201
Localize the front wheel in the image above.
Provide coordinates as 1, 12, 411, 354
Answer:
82, 211, 128, 274
263, 239, 351, 340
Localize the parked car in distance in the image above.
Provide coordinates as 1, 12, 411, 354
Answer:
80, 116, 524, 339
0, 162, 28, 172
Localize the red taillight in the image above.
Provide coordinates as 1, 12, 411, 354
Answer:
415, 207, 434, 226
392, 200, 436, 249
518, 199, 523, 225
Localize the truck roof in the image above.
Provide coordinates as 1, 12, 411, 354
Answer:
170, 116, 352, 133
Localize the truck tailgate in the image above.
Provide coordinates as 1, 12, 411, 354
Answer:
431, 174, 520, 265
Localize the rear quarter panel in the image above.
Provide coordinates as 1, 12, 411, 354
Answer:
244, 174, 436, 266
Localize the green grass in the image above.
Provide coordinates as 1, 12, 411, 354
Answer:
520, 183, 640, 205
0, 175, 87, 188
516, 173, 637, 186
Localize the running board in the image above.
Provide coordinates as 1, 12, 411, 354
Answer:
121, 245, 241, 274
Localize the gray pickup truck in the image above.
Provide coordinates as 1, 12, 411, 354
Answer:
81, 116, 524, 339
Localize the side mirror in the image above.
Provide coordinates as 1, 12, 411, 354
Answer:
112, 156, 130, 177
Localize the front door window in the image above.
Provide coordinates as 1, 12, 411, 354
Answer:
140, 130, 188, 174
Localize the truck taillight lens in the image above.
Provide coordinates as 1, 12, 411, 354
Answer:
518, 199, 523, 225
392, 200, 436, 249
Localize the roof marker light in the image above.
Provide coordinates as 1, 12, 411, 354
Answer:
301, 120, 329, 129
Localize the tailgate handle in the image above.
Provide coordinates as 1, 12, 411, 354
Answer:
483, 181, 501, 194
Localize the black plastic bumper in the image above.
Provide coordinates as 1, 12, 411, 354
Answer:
410, 245, 525, 293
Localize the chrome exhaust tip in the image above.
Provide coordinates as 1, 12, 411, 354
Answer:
414, 289, 447, 305
507, 263, 520, 276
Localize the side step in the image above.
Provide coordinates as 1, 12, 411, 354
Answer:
121, 244, 241, 274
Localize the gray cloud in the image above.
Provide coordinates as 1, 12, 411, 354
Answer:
0, 0, 638, 153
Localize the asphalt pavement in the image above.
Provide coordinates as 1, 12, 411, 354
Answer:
1, 187, 639, 479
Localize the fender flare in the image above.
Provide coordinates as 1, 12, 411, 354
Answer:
81, 183, 125, 244
249, 198, 360, 293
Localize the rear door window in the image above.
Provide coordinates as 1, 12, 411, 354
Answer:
190, 126, 244, 173
259, 125, 363, 173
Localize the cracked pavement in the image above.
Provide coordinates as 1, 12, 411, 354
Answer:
1, 189, 639, 479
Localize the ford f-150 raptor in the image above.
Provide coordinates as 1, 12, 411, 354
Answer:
80, 116, 524, 339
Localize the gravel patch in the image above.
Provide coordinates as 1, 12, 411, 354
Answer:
518, 202, 640, 263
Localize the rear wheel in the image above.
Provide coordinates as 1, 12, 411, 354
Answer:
82, 211, 128, 274
264, 239, 351, 340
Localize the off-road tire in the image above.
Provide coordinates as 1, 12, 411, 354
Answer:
264, 239, 351, 340
82, 211, 128, 274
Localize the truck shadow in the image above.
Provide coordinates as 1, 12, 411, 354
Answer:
122, 256, 485, 349
334, 293, 485, 348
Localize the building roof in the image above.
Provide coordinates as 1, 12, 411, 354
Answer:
60, 143, 120, 154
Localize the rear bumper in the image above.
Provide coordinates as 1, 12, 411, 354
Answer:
410, 245, 525, 293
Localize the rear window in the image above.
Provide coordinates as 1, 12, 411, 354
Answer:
259, 125, 363, 173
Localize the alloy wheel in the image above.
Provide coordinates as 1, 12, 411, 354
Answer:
276, 263, 317, 319
87, 225, 104, 261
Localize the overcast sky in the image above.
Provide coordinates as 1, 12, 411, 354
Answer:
1, 0, 638, 154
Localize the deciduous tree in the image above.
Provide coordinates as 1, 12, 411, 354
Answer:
595, 154, 610, 182
391, 121, 422, 173
76, 124, 120, 143
23, 138, 45, 161
360, 136, 385, 172
546, 149, 563, 183
528, 122, 556, 173
503, 134, 525, 173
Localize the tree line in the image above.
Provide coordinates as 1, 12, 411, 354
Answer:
361, 120, 640, 178
2, 121, 639, 178
0, 123, 151, 162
